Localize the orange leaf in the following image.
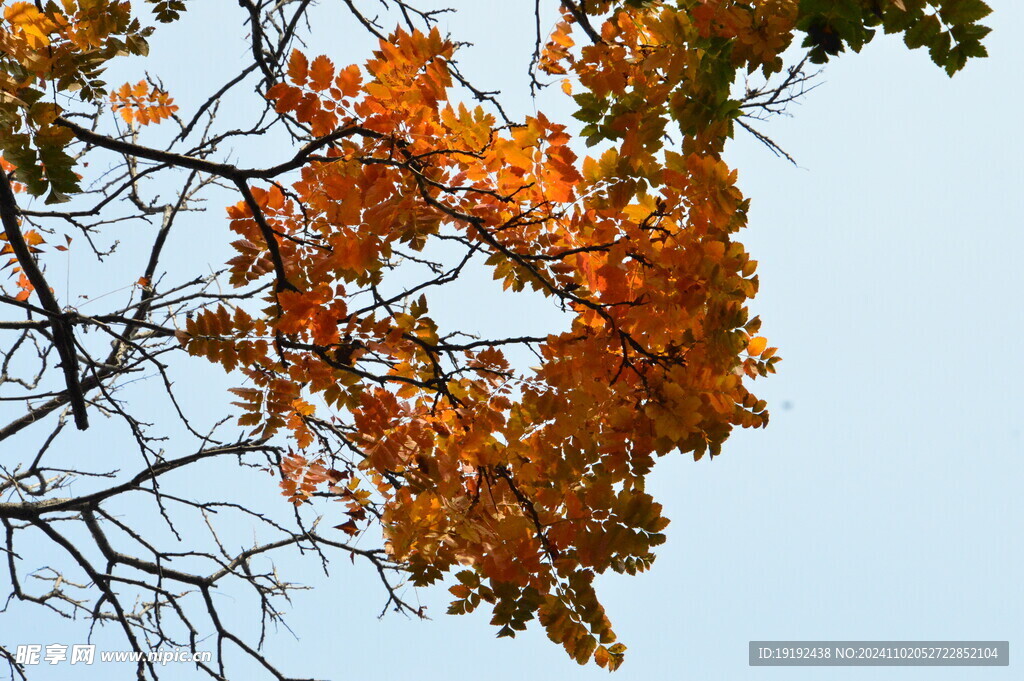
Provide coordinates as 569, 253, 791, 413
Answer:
268, 84, 302, 113
308, 55, 335, 91
14, 272, 33, 301
335, 64, 362, 98
287, 49, 309, 85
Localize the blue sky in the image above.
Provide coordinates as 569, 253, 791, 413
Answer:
2, 1, 1021, 679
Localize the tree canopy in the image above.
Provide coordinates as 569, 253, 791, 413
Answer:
0, 0, 991, 677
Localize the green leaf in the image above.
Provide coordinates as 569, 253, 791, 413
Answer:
37, 144, 81, 197
44, 188, 71, 205
572, 93, 606, 124
928, 29, 952, 67
904, 14, 942, 50
147, 0, 188, 23
939, 0, 993, 25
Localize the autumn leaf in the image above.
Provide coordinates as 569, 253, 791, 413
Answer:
109, 80, 179, 126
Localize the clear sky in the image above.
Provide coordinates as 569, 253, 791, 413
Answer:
2, 1, 1021, 680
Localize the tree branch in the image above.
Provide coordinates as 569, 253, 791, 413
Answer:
0, 172, 89, 429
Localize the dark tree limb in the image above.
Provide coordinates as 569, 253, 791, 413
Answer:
0, 172, 89, 430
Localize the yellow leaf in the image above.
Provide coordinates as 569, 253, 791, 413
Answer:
747, 336, 768, 356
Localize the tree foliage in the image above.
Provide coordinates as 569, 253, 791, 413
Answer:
0, 0, 990, 677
